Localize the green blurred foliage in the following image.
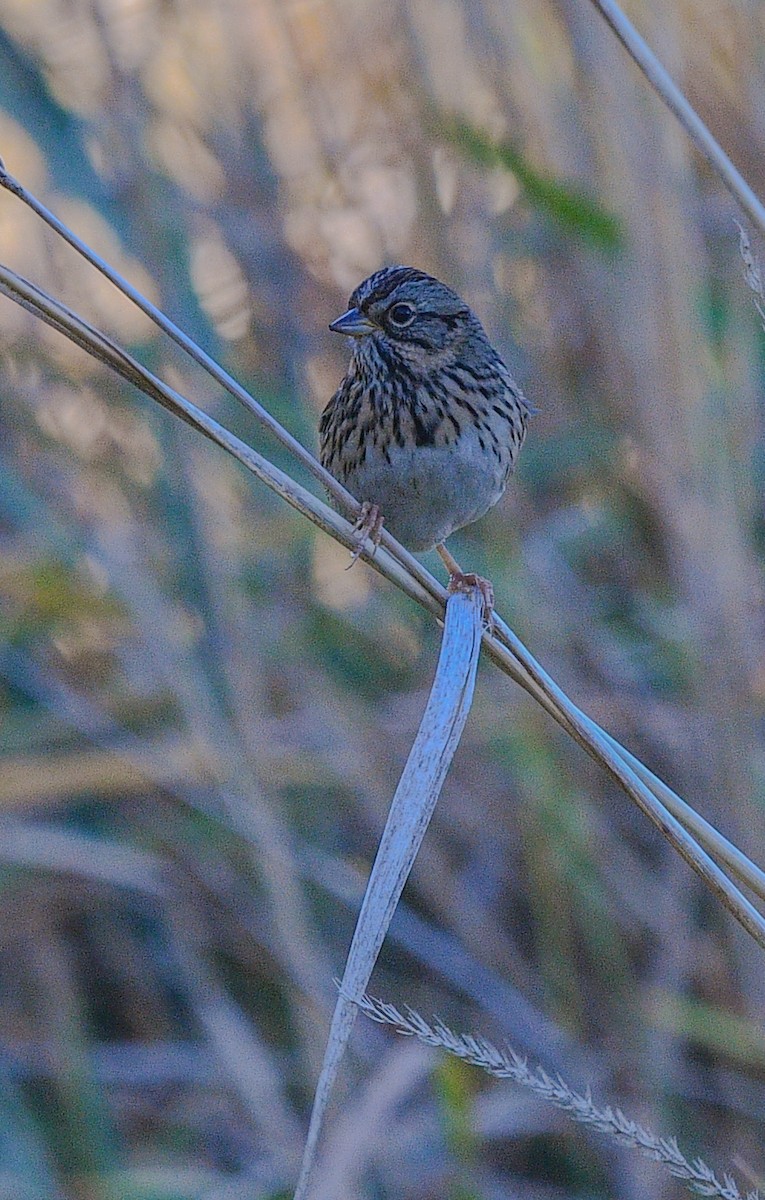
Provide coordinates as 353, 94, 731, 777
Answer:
442, 119, 625, 252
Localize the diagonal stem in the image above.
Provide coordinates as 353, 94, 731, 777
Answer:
0, 158, 441, 601
587, 0, 765, 235
1, 257, 764, 948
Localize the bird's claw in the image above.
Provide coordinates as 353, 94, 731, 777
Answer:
347, 501, 384, 568
447, 571, 495, 629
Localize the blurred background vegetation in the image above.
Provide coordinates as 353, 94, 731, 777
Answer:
0, 0, 764, 1197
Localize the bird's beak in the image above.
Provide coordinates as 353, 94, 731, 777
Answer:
329, 307, 376, 337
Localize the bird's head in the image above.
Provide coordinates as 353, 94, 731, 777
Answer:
329, 266, 485, 370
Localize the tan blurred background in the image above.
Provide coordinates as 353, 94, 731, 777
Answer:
0, 0, 764, 1197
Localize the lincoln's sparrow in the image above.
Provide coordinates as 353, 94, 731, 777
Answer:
321, 266, 532, 611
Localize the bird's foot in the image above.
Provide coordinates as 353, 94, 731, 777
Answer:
436, 543, 494, 627
347, 501, 384, 568
447, 571, 495, 627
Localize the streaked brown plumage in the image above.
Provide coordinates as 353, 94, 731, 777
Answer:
321, 266, 532, 608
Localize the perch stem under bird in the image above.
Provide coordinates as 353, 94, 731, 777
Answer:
322, 266, 532, 619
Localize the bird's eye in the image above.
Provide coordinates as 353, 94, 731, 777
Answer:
387, 301, 416, 328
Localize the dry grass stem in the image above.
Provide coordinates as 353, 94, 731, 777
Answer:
0, 245, 764, 953
0, 159, 438, 600
294, 588, 484, 1199
588, 0, 765, 235
737, 223, 765, 327
358, 992, 762, 1200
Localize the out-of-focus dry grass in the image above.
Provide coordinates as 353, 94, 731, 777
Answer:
0, 1, 764, 1197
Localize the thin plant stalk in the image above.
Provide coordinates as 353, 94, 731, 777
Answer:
0, 158, 438, 600
0, 172, 761, 897
359, 993, 761, 1200
294, 588, 484, 1200
1, 260, 764, 951
587, 0, 765, 235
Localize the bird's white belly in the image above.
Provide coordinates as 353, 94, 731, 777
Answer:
345, 433, 507, 552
